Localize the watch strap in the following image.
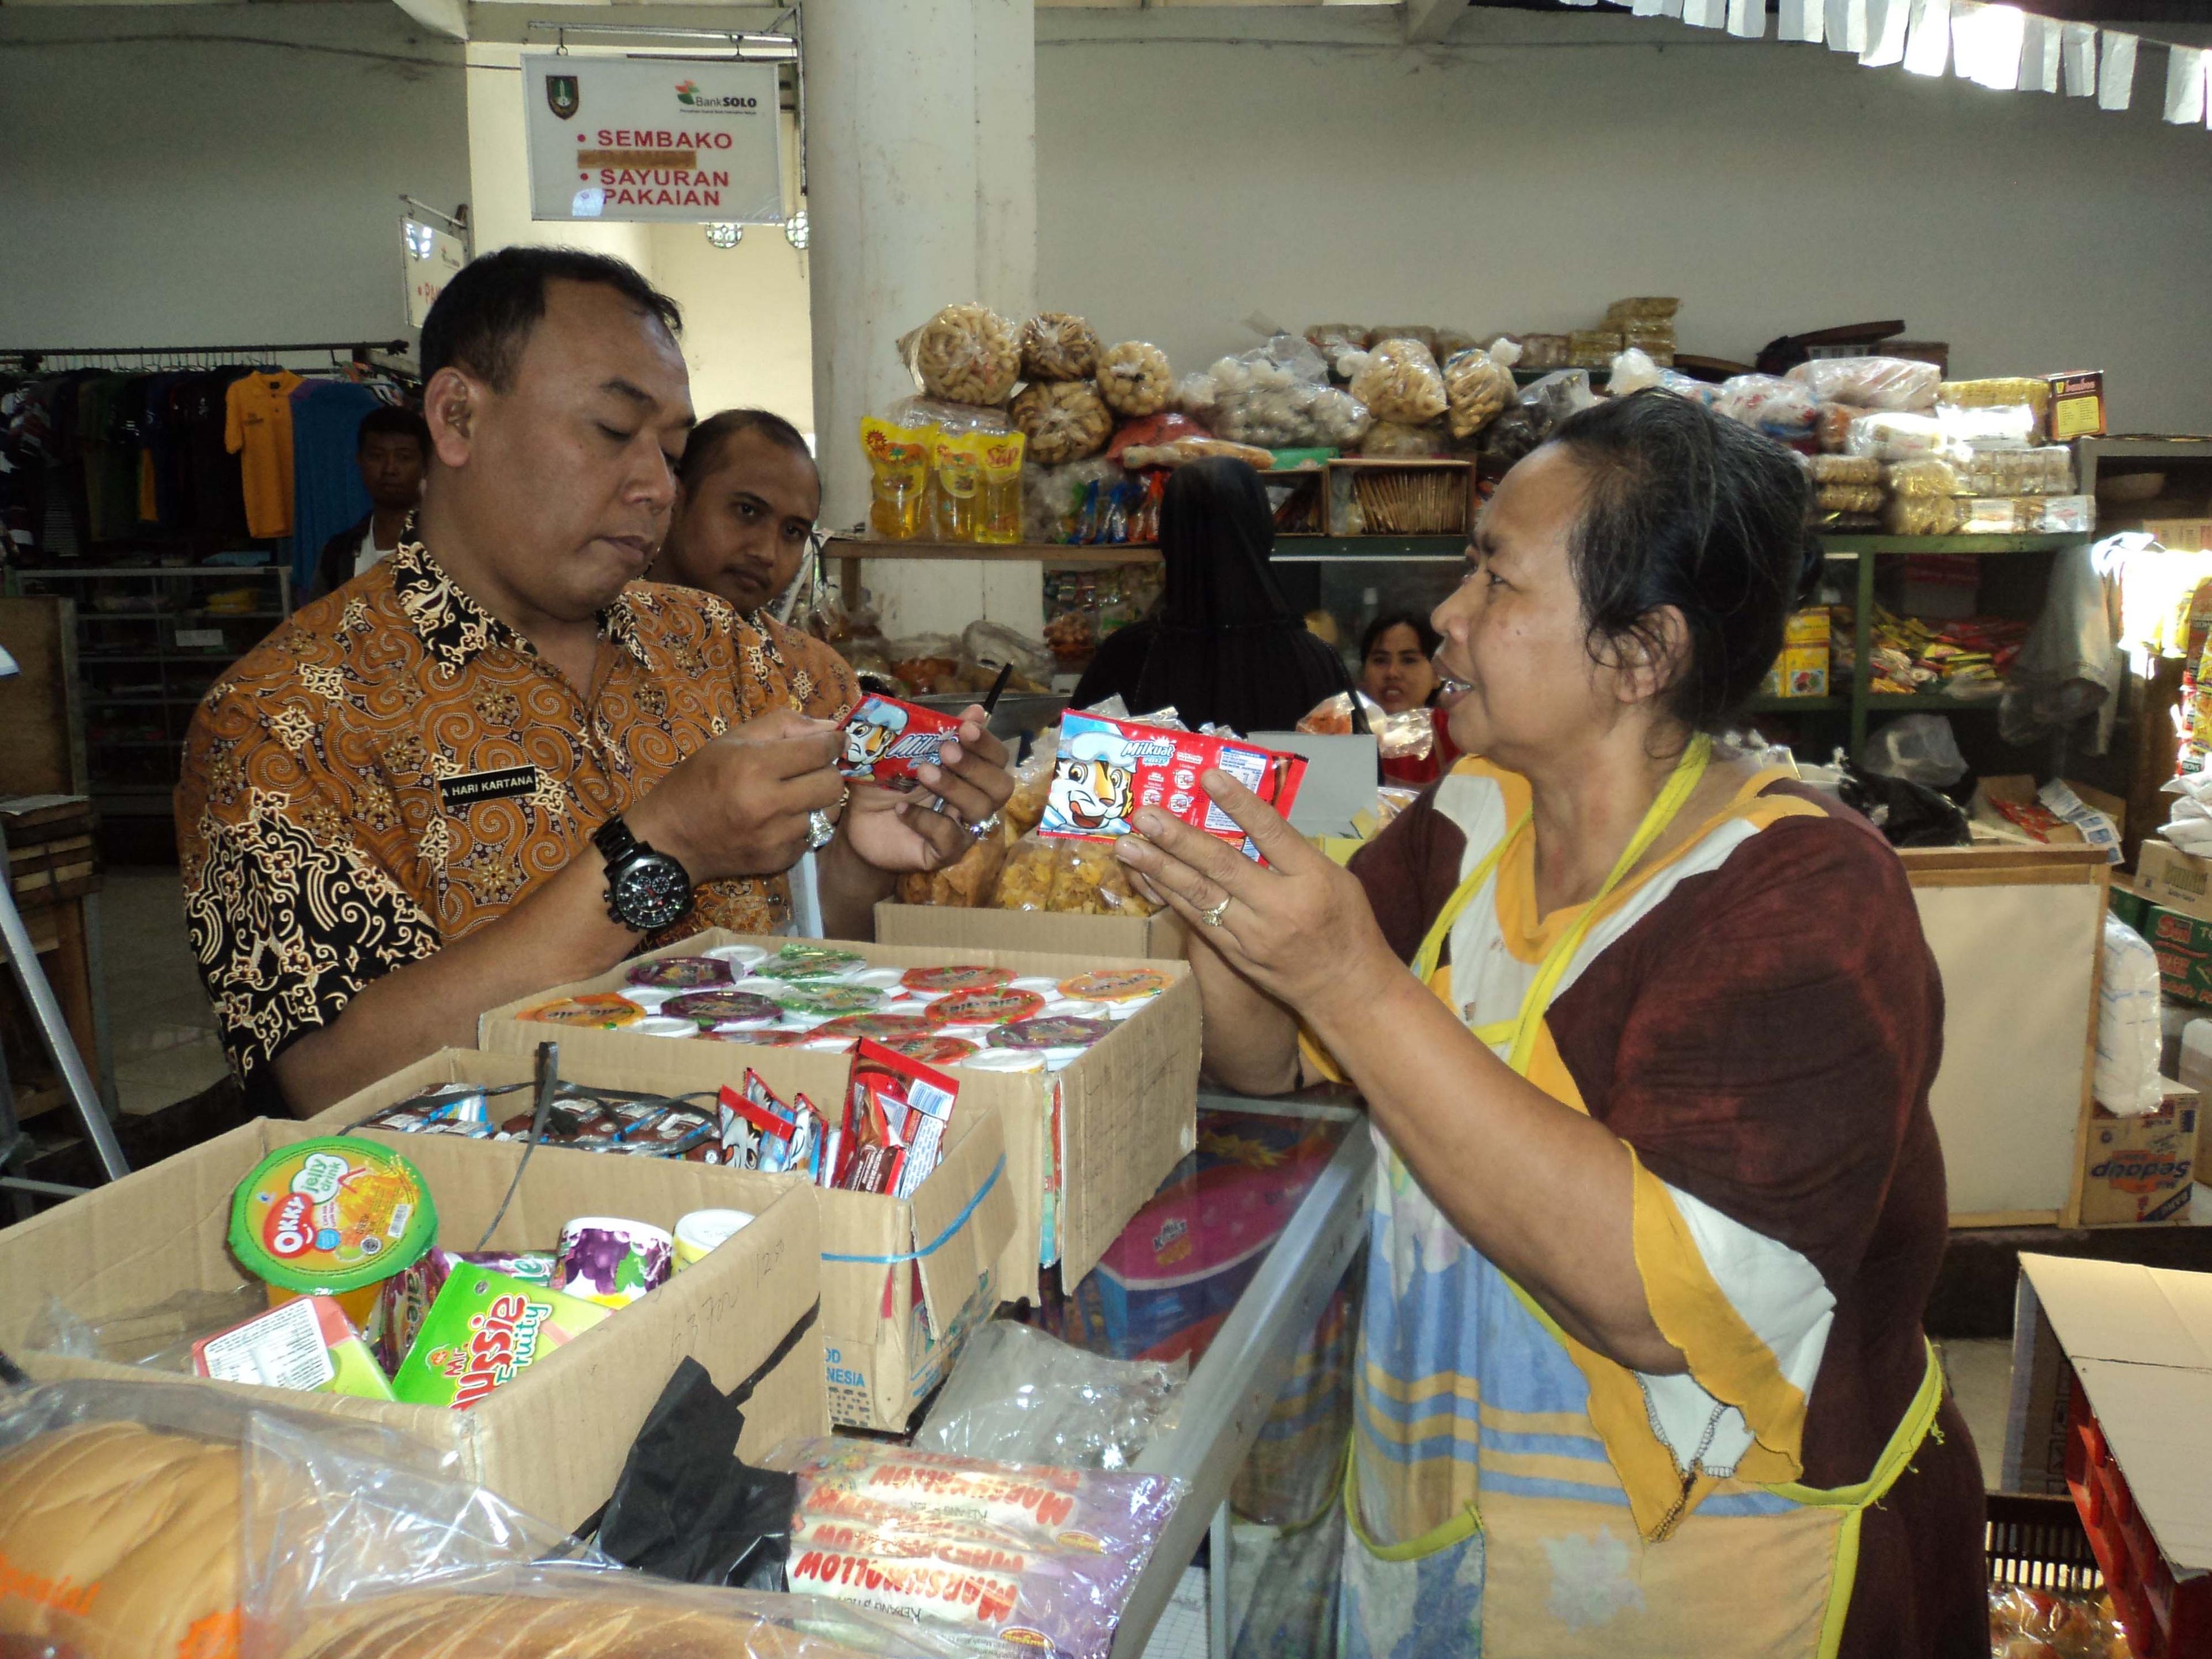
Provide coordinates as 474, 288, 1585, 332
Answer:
593, 813, 641, 866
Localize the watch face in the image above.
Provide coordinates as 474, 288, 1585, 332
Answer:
613, 854, 692, 931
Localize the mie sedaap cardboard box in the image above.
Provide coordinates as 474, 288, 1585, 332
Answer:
2077, 1080, 2200, 1226
0, 1109, 821, 1530
874, 900, 1189, 964
348, 1043, 1015, 1431
480, 929, 1202, 1308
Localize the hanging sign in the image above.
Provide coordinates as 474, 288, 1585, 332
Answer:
523, 54, 785, 224
401, 218, 468, 328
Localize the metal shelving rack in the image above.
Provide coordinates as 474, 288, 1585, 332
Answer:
832, 531, 2088, 753
1760, 532, 2084, 752
5, 565, 293, 819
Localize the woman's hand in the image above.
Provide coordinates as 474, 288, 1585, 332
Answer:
1113, 767, 1397, 1022
840, 705, 1015, 874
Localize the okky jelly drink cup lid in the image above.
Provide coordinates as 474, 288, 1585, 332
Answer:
229, 1137, 438, 1296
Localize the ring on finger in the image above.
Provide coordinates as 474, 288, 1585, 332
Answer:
807, 809, 837, 851
969, 810, 1002, 842
1200, 895, 1231, 929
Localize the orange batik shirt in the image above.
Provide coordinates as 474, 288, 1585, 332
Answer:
176, 533, 857, 1094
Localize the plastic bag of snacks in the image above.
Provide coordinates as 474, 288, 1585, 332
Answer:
1347, 338, 1449, 426
1784, 355, 1940, 412
1444, 339, 1519, 441
1095, 340, 1173, 418
771, 1437, 1182, 1659
232, 1389, 965, 1659
897, 823, 1012, 910
1941, 376, 2050, 435
1176, 335, 1336, 448
1806, 454, 1883, 486
1018, 312, 1101, 382
1297, 690, 1434, 761
1813, 401, 1857, 453
903, 304, 1021, 407
1023, 457, 1120, 546
0, 1376, 450, 1659
1937, 402, 2039, 450
1004, 728, 1058, 835
1010, 380, 1113, 466
1357, 421, 1449, 459
1605, 348, 1664, 396
1120, 436, 1275, 472
914, 1320, 1185, 1472
991, 832, 1161, 916
1816, 484, 1885, 516
1986, 1583, 2127, 1659
1885, 456, 1969, 498
1711, 374, 1818, 439
1883, 493, 1967, 536
1309, 385, 1373, 448
1304, 321, 1369, 381
1845, 412, 1951, 463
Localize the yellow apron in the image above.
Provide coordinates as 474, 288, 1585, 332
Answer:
1336, 738, 1944, 1659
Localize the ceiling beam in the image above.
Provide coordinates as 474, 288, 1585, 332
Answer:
1405, 0, 1462, 38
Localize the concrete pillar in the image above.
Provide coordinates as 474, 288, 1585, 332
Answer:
805, 0, 1041, 639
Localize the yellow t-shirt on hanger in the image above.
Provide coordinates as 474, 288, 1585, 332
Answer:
224, 370, 302, 539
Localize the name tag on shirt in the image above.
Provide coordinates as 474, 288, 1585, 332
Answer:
440, 766, 540, 811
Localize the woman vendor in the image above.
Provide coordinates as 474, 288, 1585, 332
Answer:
1114, 391, 1983, 1657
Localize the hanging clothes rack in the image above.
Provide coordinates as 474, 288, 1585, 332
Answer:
1, 340, 411, 376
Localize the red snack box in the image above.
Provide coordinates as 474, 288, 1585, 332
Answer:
1041, 711, 1307, 861
839, 694, 964, 790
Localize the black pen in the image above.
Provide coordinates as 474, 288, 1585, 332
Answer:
931, 661, 1013, 817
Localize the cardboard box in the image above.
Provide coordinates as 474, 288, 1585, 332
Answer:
0, 1111, 822, 1529
316, 1048, 1013, 1434
2132, 902, 2212, 1008
2010, 1254, 2212, 1588
1971, 776, 2125, 854
2077, 1082, 2200, 1225
875, 901, 1188, 963
2047, 372, 2107, 441
2143, 518, 2212, 554
2134, 838, 2212, 925
1760, 607, 1831, 698
482, 930, 1200, 1309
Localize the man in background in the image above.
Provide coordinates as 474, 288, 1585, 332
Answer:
308, 405, 429, 599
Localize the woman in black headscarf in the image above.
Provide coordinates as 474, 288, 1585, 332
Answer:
1070, 459, 1349, 732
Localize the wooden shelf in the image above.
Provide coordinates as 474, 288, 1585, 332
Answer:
1862, 692, 2007, 711
825, 535, 1468, 563
1816, 533, 2084, 555
828, 539, 1160, 564
1745, 696, 1847, 714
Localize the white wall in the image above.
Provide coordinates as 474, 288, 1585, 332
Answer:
1034, 7, 2212, 434
0, 6, 468, 349
465, 44, 816, 433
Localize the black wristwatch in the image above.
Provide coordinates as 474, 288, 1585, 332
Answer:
593, 815, 694, 932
